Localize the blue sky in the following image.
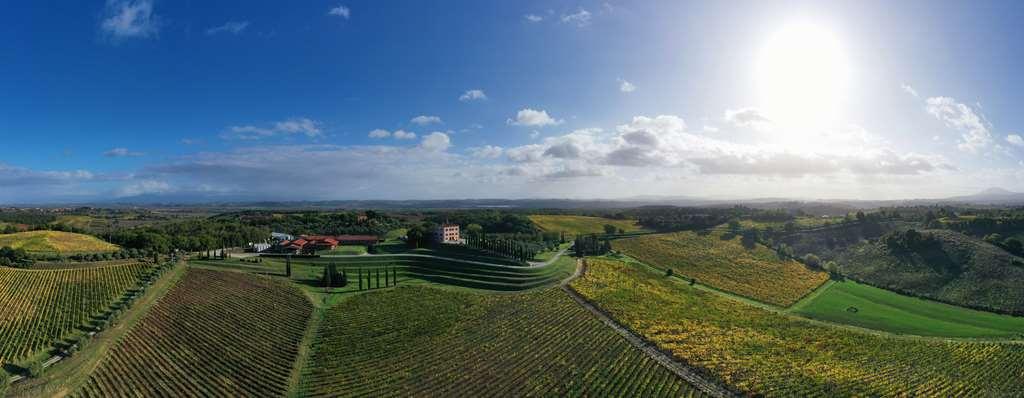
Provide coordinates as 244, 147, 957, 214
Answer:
2, 0, 1024, 203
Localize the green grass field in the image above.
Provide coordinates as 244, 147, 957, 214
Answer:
790, 280, 1024, 338
0, 230, 119, 254
317, 245, 367, 255
529, 215, 643, 236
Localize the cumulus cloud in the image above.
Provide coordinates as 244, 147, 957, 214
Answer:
543, 142, 583, 159
103, 147, 145, 157
368, 129, 417, 140
925, 96, 992, 153
206, 21, 250, 35
221, 117, 322, 140
524, 14, 543, 22
101, 0, 159, 39
468, 145, 503, 159
368, 129, 391, 139
459, 89, 487, 102
411, 115, 442, 125
420, 132, 451, 152
328, 5, 351, 19
393, 130, 417, 140
1007, 134, 1024, 147
562, 8, 592, 27
724, 108, 771, 129
508, 108, 563, 127
618, 78, 636, 93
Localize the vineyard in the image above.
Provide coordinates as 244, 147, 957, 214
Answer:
193, 254, 576, 292
0, 262, 150, 366
529, 215, 644, 236
613, 231, 828, 306
299, 285, 706, 397
570, 258, 1024, 396
0, 231, 119, 254
76, 268, 313, 397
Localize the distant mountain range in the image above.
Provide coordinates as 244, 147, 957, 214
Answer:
944, 187, 1024, 205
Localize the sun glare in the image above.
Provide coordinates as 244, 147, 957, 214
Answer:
756, 22, 851, 136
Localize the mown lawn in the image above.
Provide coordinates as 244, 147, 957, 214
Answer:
790, 279, 1024, 338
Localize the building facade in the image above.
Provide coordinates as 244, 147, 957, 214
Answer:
434, 223, 461, 244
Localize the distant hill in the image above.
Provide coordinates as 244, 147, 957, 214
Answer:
946, 187, 1024, 205
836, 229, 1024, 315
0, 230, 120, 254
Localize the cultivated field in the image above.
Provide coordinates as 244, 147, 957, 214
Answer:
300, 285, 706, 397
0, 231, 119, 254
77, 268, 313, 397
0, 262, 150, 365
529, 215, 643, 236
613, 231, 829, 306
790, 279, 1024, 338
571, 259, 1024, 396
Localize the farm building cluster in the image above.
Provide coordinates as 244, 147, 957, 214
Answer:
255, 234, 382, 254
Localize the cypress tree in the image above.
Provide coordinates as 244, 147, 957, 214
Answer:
376, 268, 381, 289
358, 268, 363, 290
285, 255, 292, 277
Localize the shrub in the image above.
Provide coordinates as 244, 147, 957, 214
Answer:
665, 268, 673, 277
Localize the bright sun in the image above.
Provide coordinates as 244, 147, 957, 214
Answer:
756, 22, 850, 135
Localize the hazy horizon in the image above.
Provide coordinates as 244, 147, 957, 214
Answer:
5, 1, 1024, 203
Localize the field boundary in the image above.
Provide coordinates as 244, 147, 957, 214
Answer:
561, 259, 738, 398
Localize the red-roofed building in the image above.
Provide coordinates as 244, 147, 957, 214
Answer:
273, 234, 381, 254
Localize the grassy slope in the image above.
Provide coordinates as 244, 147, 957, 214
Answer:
0, 231, 119, 254
790, 279, 1024, 338
571, 258, 1024, 396
613, 230, 828, 307
837, 229, 1024, 315
298, 285, 703, 397
529, 215, 643, 236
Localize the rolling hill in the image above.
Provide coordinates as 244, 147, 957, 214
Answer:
836, 229, 1024, 315
0, 230, 119, 254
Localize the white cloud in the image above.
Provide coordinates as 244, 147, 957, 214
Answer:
115, 180, 171, 197
420, 132, 451, 152
901, 83, 919, 98
468, 145, 503, 159
618, 78, 636, 93
724, 108, 771, 129
459, 89, 487, 102
411, 115, 442, 125
1007, 134, 1024, 147
221, 117, 322, 140
703, 125, 720, 133
524, 14, 544, 22
101, 0, 159, 39
206, 21, 250, 35
328, 5, 351, 19
368, 129, 391, 139
393, 130, 417, 140
562, 8, 592, 27
925, 96, 992, 153
103, 147, 145, 157
369, 129, 416, 140
508, 108, 563, 127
